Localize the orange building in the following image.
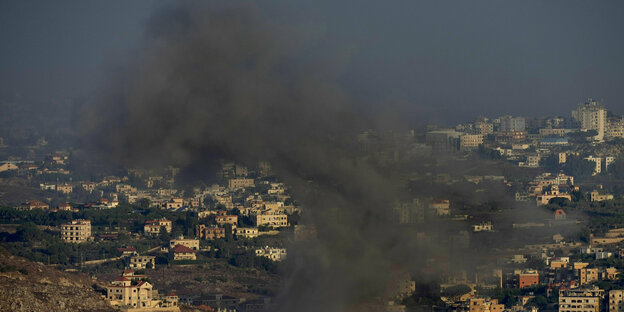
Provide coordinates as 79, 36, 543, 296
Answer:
518, 271, 539, 288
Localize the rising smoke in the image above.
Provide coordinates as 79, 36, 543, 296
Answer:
83, 2, 560, 311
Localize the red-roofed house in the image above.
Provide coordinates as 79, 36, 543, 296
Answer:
171, 244, 196, 261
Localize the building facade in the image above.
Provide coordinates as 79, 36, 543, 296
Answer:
61, 219, 92, 243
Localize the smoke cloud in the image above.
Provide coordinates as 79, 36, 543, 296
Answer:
82, 2, 567, 311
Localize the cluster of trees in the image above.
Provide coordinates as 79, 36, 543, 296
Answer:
541, 154, 595, 180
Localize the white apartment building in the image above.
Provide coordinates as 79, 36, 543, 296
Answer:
572, 99, 607, 141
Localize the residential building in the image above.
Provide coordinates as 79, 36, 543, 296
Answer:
106, 272, 179, 311
19, 200, 49, 210
585, 156, 602, 175
460, 134, 483, 151
171, 245, 196, 261
558, 287, 603, 312
61, 219, 92, 243
425, 129, 461, 154
590, 191, 614, 202
469, 298, 505, 312
215, 213, 238, 226
609, 290, 624, 312
572, 98, 607, 141
254, 213, 289, 228
235, 227, 259, 238
255, 246, 287, 261
228, 178, 254, 190
196, 225, 225, 240
430, 199, 451, 216
606, 117, 624, 139
472, 221, 493, 232
500, 116, 526, 132
129, 256, 156, 270
518, 270, 539, 288
144, 219, 173, 235
580, 268, 599, 285
56, 184, 73, 194
169, 236, 199, 250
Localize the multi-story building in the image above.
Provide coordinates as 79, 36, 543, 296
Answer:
572, 98, 607, 141
106, 272, 180, 311
129, 255, 156, 270
469, 298, 505, 312
255, 246, 287, 261
144, 219, 173, 235
169, 236, 199, 250
215, 213, 238, 226
585, 156, 602, 175
171, 245, 196, 261
430, 199, 450, 216
580, 268, 600, 285
196, 225, 225, 240
61, 219, 92, 243
254, 213, 289, 228
460, 134, 484, 151
235, 227, 259, 238
609, 290, 624, 312
228, 178, 254, 190
607, 117, 624, 139
590, 191, 614, 202
559, 287, 604, 312
518, 270, 539, 288
500, 116, 526, 132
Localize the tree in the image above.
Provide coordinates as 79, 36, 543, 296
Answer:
563, 155, 595, 179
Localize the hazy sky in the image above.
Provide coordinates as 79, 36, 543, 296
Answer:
1, 1, 623, 125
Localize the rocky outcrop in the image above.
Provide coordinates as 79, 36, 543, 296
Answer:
0, 249, 114, 312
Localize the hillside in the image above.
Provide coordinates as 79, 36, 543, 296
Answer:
0, 247, 114, 312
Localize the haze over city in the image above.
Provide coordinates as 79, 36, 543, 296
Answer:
1, 1, 624, 312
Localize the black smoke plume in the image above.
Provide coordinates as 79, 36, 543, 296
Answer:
82, 2, 558, 311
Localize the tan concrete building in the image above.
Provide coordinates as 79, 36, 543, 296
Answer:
430, 199, 450, 216
129, 255, 156, 270
254, 213, 289, 228
106, 272, 179, 311
61, 219, 92, 243
196, 225, 225, 240
559, 287, 603, 312
228, 178, 254, 190
171, 245, 196, 261
215, 214, 238, 226
144, 219, 172, 235
169, 236, 199, 250
460, 134, 484, 151
609, 290, 624, 312
255, 246, 286, 261
235, 227, 259, 238
580, 268, 599, 285
591, 191, 614, 202
469, 298, 504, 312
